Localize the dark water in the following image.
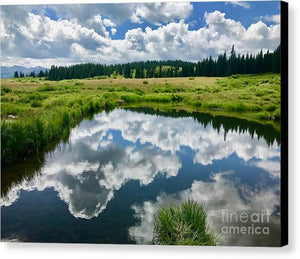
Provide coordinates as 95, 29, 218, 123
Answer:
1, 108, 281, 246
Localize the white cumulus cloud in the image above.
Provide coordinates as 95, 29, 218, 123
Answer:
103, 18, 116, 27
110, 28, 117, 36
227, 1, 251, 9
130, 2, 193, 25
1, 5, 280, 68
260, 14, 280, 24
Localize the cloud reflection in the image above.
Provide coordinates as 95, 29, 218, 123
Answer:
1, 141, 181, 219
1, 109, 280, 223
72, 109, 280, 166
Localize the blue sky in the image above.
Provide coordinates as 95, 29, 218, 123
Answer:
37, 1, 281, 39
1, 1, 281, 68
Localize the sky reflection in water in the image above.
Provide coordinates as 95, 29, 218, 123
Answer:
1, 109, 281, 245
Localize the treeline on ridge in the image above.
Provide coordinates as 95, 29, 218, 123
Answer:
45, 45, 280, 81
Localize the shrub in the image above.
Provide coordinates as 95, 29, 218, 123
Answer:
133, 88, 145, 95
95, 76, 107, 79
1, 87, 12, 94
272, 109, 281, 121
266, 104, 277, 112
1, 97, 10, 102
171, 94, 184, 102
238, 94, 251, 100
204, 103, 222, 109
38, 85, 55, 92
212, 88, 220, 93
256, 112, 271, 120
145, 95, 172, 103
153, 201, 216, 246
104, 100, 116, 111
143, 80, 148, 84
31, 100, 42, 108
87, 101, 95, 115
121, 94, 141, 103
255, 91, 266, 97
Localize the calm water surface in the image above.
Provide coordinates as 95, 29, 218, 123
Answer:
1, 108, 281, 246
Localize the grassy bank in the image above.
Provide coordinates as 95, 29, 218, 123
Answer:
154, 201, 216, 246
1, 74, 280, 164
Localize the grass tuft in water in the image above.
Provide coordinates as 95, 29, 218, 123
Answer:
153, 200, 216, 246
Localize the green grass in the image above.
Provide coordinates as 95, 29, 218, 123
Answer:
153, 201, 216, 246
1, 74, 281, 164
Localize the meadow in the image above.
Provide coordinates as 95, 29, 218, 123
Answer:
1, 73, 281, 164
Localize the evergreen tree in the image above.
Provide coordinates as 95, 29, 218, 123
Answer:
38, 70, 45, 77
124, 64, 131, 78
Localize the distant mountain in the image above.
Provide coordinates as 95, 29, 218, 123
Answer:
1, 66, 47, 78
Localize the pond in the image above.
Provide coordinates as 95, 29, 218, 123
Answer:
1, 108, 281, 246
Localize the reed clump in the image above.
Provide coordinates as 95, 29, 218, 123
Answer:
153, 201, 216, 246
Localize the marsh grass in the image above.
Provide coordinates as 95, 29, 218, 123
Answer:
153, 201, 216, 246
1, 95, 115, 163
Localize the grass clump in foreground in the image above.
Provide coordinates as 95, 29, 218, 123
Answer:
153, 201, 216, 246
